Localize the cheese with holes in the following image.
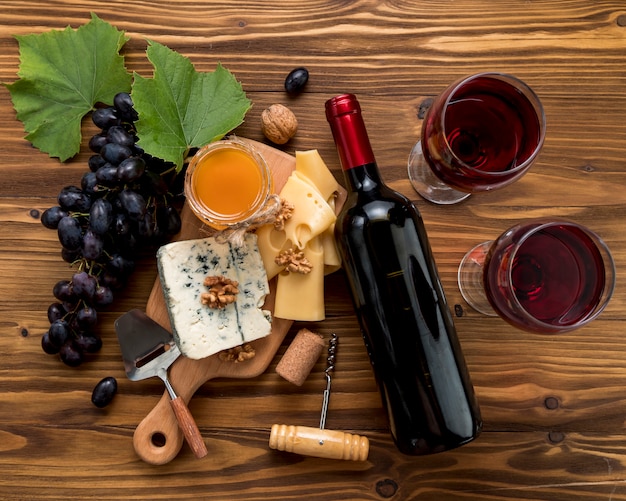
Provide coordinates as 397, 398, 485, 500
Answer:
294, 150, 341, 202
256, 149, 341, 321
157, 234, 272, 360
278, 173, 336, 250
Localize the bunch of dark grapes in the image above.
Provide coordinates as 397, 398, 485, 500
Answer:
40, 92, 182, 367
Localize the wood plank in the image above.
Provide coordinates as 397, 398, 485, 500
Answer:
1, 0, 626, 498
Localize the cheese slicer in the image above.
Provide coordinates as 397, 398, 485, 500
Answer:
114, 309, 208, 459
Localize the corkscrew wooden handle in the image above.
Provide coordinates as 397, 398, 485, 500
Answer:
269, 424, 369, 461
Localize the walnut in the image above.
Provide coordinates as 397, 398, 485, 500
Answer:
274, 198, 295, 230
218, 343, 256, 363
201, 275, 239, 309
275, 248, 313, 274
261, 104, 298, 144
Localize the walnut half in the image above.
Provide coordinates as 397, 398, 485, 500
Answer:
274, 198, 295, 231
218, 343, 256, 363
201, 275, 239, 309
275, 248, 313, 274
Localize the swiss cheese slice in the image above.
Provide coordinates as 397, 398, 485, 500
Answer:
295, 150, 341, 202
274, 237, 325, 321
279, 173, 336, 250
157, 234, 272, 360
256, 149, 341, 322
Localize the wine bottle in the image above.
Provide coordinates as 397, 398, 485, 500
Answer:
325, 93, 482, 455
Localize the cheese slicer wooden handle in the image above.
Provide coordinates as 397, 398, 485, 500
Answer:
269, 424, 369, 461
168, 395, 208, 459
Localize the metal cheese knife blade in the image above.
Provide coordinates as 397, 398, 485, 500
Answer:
114, 309, 207, 459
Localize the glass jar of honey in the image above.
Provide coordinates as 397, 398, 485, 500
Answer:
185, 139, 276, 232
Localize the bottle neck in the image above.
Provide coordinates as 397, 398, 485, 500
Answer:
325, 93, 376, 171
343, 162, 382, 192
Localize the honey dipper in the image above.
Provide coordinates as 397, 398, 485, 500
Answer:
269, 334, 369, 461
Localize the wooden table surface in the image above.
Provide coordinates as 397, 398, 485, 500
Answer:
1, 1, 626, 500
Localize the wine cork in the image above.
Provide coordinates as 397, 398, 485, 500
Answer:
276, 328, 325, 386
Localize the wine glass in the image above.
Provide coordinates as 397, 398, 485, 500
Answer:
458, 218, 615, 334
408, 72, 546, 204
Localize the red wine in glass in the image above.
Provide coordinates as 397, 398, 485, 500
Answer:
408, 73, 546, 204
459, 219, 615, 334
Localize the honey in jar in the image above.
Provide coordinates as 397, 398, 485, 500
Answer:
185, 139, 273, 230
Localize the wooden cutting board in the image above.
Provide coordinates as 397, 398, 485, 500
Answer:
132, 138, 347, 465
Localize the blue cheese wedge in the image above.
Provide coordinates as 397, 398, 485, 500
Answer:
157, 234, 272, 360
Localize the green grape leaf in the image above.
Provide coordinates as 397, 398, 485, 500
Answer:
132, 41, 252, 171
5, 13, 131, 162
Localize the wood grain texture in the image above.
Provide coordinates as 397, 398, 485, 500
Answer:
1, 1, 626, 499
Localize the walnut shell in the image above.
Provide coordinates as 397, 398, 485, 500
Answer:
261, 104, 298, 144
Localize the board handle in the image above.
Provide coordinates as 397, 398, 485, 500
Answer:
269, 424, 369, 461
133, 390, 184, 465
133, 355, 221, 465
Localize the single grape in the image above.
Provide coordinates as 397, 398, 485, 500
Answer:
48, 319, 70, 347
137, 211, 155, 239
52, 280, 75, 302
117, 156, 146, 183
106, 125, 135, 147
88, 154, 107, 172
72, 271, 97, 301
57, 216, 83, 251
82, 229, 104, 260
41, 332, 61, 355
101, 142, 133, 165
81, 171, 100, 197
114, 92, 138, 122
41, 206, 68, 229
47, 302, 67, 323
58, 186, 92, 212
75, 332, 103, 354
89, 198, 113, 235
284, 67, 309, 94
59, 341, 83, 367
93, 285, 114, 307
61, 247, 81, 264
118, 189, 146, 221
76, 306, 98, 329
91, 376, 118, 408
92, 107, 119, 129
95, 164, 120, 187
88, 134, 108, 153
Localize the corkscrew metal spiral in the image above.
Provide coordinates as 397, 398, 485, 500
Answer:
319, 333, 337, 431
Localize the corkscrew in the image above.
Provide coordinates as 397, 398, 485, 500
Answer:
269, 334, 369, 461
319, 333, 337, 431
